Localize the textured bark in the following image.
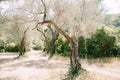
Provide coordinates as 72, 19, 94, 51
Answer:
36, 24, 58, 58
37, 27, 48, 46
37, 20, 82, 70
36, 0, 83, 71
41, 0, 46, 21
16, 28, 29, 59
47, 24, 58, 59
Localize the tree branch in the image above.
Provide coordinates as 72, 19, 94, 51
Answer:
24, 27, 29, 34
32, 23, 40, 30
37, 27, 48, 45
41, 0, 46, 21
37, 20, 73, 45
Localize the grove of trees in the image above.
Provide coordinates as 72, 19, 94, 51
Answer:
0, 0, 120, 79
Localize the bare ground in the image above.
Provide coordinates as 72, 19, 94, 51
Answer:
0, 51, 120, 80
0, 51, 69, 80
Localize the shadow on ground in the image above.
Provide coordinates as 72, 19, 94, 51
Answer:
0, 55, 69, 71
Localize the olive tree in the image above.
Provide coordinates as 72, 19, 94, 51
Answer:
35, 0, 85, 76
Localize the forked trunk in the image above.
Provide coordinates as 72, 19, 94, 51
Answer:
38, 21, 83, 70
38, 0, 84, 77
37, 27, 48, 50
36, 24, 58, 58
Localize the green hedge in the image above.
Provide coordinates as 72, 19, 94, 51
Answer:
43, 35, 71, 56
0, 40, 6, 52
5, 44, 20, 52
33, 45, 42, 50
78, 36, 87, 58
43, 38, 51, 54
86, 28, 117, 58
42, 28, 120, 58
55, 37, 71, 56
0, 40, 20, 52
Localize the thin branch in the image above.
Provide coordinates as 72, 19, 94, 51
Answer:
17, 8, 43, 15
81, 0, 86, 22
22, 27, 29, 41
24, 27, 29, 34
41, 0, 46, 21
37, 20, 73, 44
32, 23, 40, 30
7, 17, 38, 24
47, 24, 55, 35
37, 27, 48, 45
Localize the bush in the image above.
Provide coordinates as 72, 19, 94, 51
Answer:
78, 36, 87, 58
5, 44, 20, 52
43, 35, 71, 56
0, 40, 6, 52
33, 45, 42, 50
0, 40, 20, 52
43, 27, 120, 58
55, 36, 71, 56
68, 66, 79, 80
112, 46, 120, 57
86, 28, 117, 58
43, 38, 51, 54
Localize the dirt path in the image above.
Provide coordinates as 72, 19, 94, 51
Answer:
84, 64, 120, 79
0, 51, 69, 80
0, 51, 120, 80
81, 59, 120, 80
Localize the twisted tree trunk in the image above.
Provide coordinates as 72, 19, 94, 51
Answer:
34, 0, 84, 77
37, 27, 48, 47
37, 20, 83, 70
47, 24, 58, 59
15, 28, 29, 59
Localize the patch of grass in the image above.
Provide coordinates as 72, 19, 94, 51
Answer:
65, 66, 87, 80
32, 45, 42, 50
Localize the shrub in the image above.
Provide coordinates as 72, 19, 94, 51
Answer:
68, 66, 79, 80
112, 46, 120, 57
78, 36, 87, 58
55, 36, 71, 56
33, 45, 42, 50
86, 28, 117, 58
43, 39, 51, 54
43, 27, 120, 58
43, 35, 71, 56
0, 40, 6, 52
5, 44, 20, 52
0, 39, 20, 52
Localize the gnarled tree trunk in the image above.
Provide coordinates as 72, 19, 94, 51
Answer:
38, 20, 83, 70
35, 24, 58, 59
47, 24, 58, 59
34, 0, 84, 77
15, 28, 29, 59
37, 27, 48, 49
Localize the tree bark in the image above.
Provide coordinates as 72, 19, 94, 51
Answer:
15, 28, 29, 59
36, 24, 58, 59
37, 27, 48, 46
38, 20, 83, 70
36, 0, 84, 73
47, 24, 58, 59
